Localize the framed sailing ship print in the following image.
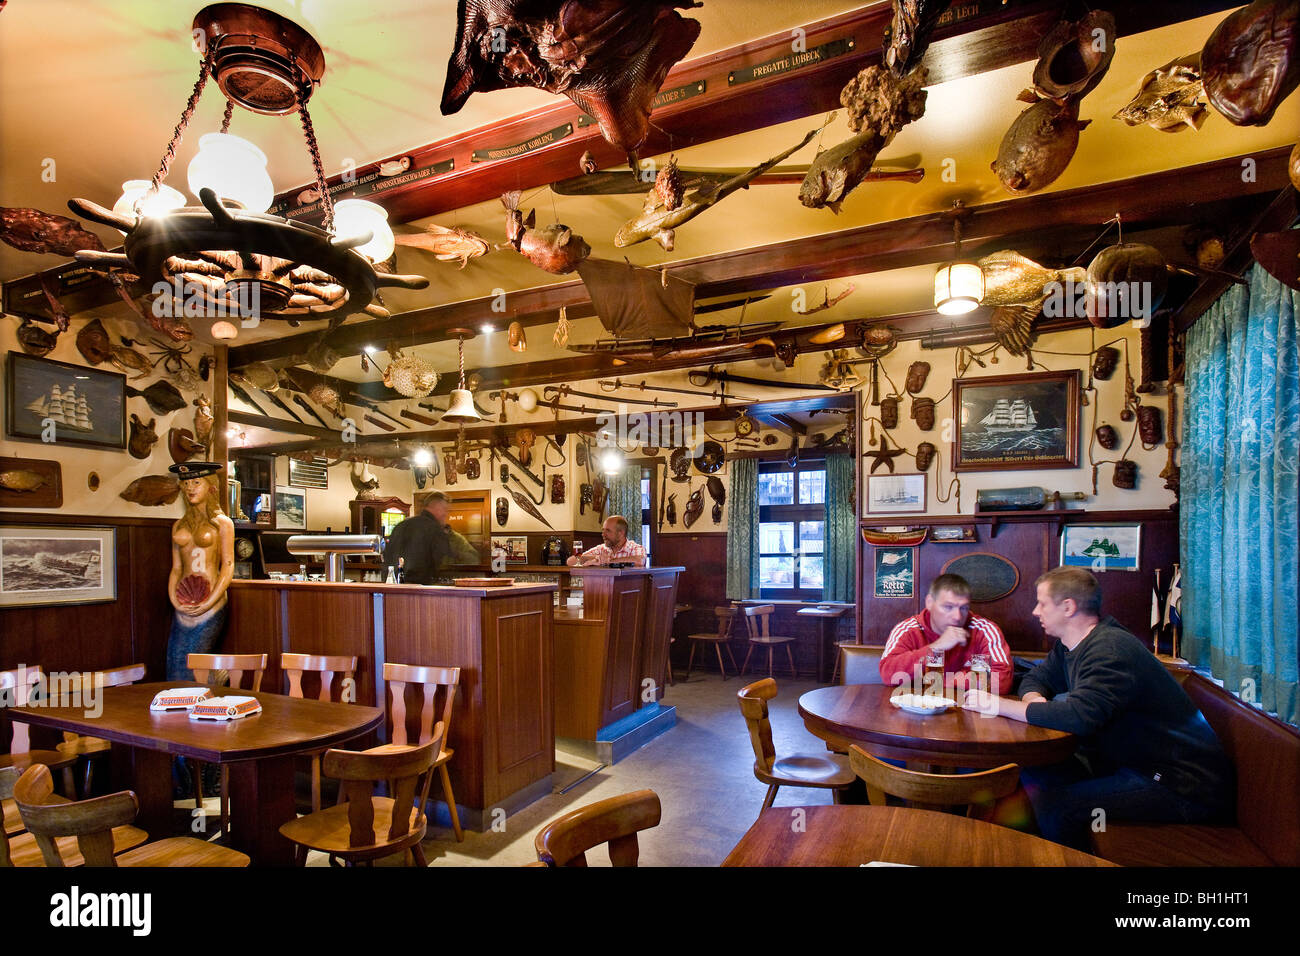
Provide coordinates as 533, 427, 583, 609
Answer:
866, 473, 927, 514
0, 526, 117, 607
5, 352, 127, 450
952, 370, 1080, 472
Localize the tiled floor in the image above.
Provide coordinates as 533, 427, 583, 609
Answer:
188, 672, 840, 866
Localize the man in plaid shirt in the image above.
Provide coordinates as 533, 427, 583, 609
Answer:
568, 515, 646, 567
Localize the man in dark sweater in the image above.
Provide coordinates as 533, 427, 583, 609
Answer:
382, 491, 453, 585
962, 566, 1233, 850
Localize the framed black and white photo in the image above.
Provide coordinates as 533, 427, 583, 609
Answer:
873, 547, 914, 599
1061, 523, 1141, 572
953, 370, 1080, 471
5, 352, 127, 450
0, 526, 116, 607
866, 472, 927, 514
274, 487, 307, 530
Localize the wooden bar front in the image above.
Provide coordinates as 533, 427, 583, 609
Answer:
553, 567, 682, 740
223, 579, 556, 826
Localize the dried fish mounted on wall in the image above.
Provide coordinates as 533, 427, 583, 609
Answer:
992, 93, 1092, 195
1113, 54, 1208, 133
1201, 0, 1300, 127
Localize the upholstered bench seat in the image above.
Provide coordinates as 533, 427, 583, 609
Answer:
1091, 823, 1277, 867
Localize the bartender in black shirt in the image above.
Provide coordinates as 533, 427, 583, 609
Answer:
382, 491, 453, 584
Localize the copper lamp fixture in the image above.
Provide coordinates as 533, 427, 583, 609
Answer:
66, 3, 427, 335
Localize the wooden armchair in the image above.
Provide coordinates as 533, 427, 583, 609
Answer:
534, 789, 662, 867
0, 666, 77, 800
12, 764, 248, 867
55, 663, 146, 796
380, 662, 464, 842
186, 653, 268, 833
0, 765, 148, 867
849, 745, 1020, 818
278, 735, 440, 867
740, 605, 798, 680
282, 652, 359, 811
737, 678, 854, 816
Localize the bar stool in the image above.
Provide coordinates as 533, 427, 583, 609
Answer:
685, 607, 741, 681
739, 605, 798, 680
282, 652, 359, 811
0, 667, 77, 800
187, 653, 268, 834
55, 663, 146, 796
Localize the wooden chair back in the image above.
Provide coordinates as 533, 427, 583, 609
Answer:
840, 645, 884, 686
0, 666, 44, 753
60, 664, 146, 744
534, 789, 661, 867
11, 764, 139, 867
382, 662, 460, 749
0, 766, 18, 866
714, 607, 735, 637
321, 734, 440, 849
742, 604, 775, 640
736, 678, 778, 774
187, 653, 267, 691
849, 745, 1020, 815
283, 653, 358, 702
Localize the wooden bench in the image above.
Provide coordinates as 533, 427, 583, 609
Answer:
1090, 671, 1300, 867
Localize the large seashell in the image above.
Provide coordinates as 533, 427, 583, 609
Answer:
1032, 10, 1117, 101
175, 574, 211, 607
234, 362, 280, 391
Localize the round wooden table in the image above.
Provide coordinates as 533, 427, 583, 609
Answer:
798, 684, 1076, 769
723, 805, 1114, 866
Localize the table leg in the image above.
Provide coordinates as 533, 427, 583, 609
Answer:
111, 746, 175, 839
226, 756, 297, 866
817, 620, 831, 684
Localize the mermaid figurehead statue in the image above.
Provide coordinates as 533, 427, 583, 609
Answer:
165, 460, 235, 680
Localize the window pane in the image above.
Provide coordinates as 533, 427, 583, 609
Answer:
758, 471, 794, 506
799, 469, 826, 504
760, 556, 795, 588
799, 521, 824, 554
641, 478, 651, 511
759, 522, 794, 554
800, 555, 824, 589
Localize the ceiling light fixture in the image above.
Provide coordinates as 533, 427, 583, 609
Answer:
933, 200, 983, 316
479, 324, 494, 334
442, 329, 481, 424
67, 3, 425, 328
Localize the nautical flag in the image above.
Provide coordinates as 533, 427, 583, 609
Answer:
1150, 568, 1162, 631
1165, 566, 1182, 629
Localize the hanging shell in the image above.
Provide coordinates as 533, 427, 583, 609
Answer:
508, 321, 527, 353
233, 362, 280, 391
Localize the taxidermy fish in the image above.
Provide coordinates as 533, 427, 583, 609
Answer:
395, 223, 490, 268
76, 317, 114, 365
977, 250, 1086, 306
119, 475, 181, 506
0, 470, 46, 492
0, 206, 106, 257
616, 122, 826, 250
501, 191, 591, 274
126, 379, 187, 414
1113, 53, 1208, 132
440, 0, 702, 153
16, 318, 57, 356
991, 92, 1091, 195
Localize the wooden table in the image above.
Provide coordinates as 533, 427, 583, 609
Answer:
798, 684, 1075, 769
797, 605, 848, 683
723, 806, 1115, 866
9, 682, 384, 866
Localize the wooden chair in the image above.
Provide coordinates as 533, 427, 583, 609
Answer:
12, 764, 248, 867
740, 605, 798, 679
0, 765, 148, 867
0, 666, 77, 800
666, 603, 691, 685
279, 736, 440, 867
55, 663, 146, 796
187, 652, 268, 833
380, 662, 464, 842
685, 607, 741, 681
837, 645, 884, 686
534, 789, 662, 867
849, 745, 1021, 818
282, 652, 359, 811
736, 678, 854, 815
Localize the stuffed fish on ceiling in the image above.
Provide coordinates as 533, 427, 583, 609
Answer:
440, 0, 703, 154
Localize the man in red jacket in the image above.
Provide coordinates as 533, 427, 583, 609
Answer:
879, 573, 1014, 696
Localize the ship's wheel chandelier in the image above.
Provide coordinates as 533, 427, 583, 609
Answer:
67, 3, 427, 335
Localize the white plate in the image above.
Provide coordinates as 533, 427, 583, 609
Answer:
889, 693, 954, 715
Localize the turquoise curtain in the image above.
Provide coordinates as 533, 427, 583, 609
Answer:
606, 466, 642, 545
823, 451, 854, 603
726, 457, 760, 599
1182, 261, 1299, 725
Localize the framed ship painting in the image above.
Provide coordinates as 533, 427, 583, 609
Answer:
1061, 523, 1141, 572
0, 526, 117, 607
867, 473, 927, 514
953, 370, 1080, 472
5, 352, 127, 450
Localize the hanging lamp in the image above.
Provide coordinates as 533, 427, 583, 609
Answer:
933, 201, 984, 316
442, 330, 481, 424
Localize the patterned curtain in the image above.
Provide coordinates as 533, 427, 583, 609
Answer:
823, 451, 855, 603
1182, 261, 1299, 725
726, 457, 760, 600
606, 466, 643, 545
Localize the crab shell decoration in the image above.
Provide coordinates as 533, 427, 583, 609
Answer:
383, 354, 439, 398
857, 325, 899, 358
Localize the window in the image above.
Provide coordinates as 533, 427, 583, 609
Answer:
758, 459, 826, 600
640, 473, 652, 561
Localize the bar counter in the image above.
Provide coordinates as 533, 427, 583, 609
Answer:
224, 578, 556, 829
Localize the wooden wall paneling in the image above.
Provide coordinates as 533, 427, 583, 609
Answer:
280, 587, 376, 704
223, 584, 287, 681
640, 570, 680, 700
480, 595, 554, 805
553, 619, 606, 740
602, 580, 646, 726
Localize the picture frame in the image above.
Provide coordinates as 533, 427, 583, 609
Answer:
501, 536, 529, 564
1060, 523, 1141, 572
0, 526, 117, 608
873, 546, 914, 599
953, 370, 1080, 472
5, 351, 127, 450
274, 486, 307, 530
866, 472, 927, 514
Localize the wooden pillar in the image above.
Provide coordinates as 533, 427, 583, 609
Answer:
214, 344, 229, 509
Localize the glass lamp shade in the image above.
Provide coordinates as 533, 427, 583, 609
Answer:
187, 133, 274, 213
934, 261, 984, 315
333, 199, 395, 263
210, 320, 240, 340
112, 180, 186, 225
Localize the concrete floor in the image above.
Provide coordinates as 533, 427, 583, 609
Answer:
189, 672, 839, 867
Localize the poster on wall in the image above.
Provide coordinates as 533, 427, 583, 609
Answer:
274, 487, 307, 530
873, 547, 914, 599
5, 352, 126, 450
953, 370, 1080, 471
0, 526, 116, 607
